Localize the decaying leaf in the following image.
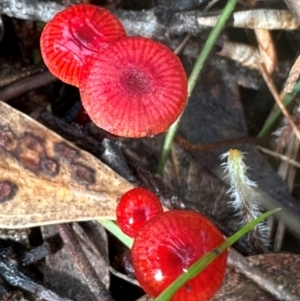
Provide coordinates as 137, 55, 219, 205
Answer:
218, 42, 261, 70
212, 253, 300, 301
0, 101, 133, 228
255, 29, 277, 74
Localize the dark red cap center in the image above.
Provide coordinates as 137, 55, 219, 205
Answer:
120, 66, 152, 95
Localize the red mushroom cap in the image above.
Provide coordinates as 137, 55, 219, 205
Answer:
40, 4, 126, 87
79, 36, 188, 138
116, 187, 163, 237
131, 210, 228, 301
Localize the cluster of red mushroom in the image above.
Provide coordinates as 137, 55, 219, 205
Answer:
116, 187, 228, 301
40, 4, 188, 138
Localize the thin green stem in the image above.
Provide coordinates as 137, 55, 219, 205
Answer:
157, 0, 239, 174
99, 219, 133, 249
257, 80, 300, 138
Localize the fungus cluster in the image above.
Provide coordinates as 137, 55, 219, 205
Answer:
116, 187, 228, 301
40, 4, 188, 138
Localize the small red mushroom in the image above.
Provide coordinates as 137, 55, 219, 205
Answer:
116, 187, 163, 237
79, 36, 188, 138
40, 4, 126, 87
131, 210, 228, 301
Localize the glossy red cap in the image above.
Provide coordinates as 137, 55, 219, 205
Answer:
116, 187, 163, 237
131, 210, 228, 301
40, 4, 126, 86
79, 36, 188, 137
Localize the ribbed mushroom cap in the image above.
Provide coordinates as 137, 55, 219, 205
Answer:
131, 210, 228, 301
79, 36, 188, 138
40, 4, 126, 87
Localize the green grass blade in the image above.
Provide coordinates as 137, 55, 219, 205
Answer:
157, 0, 239, 174
99, 219, 133, 249
258, 81, 300, 138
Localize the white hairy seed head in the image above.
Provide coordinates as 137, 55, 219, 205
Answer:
221, 149, 270, 252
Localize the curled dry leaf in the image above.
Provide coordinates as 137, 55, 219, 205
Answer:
218, 42, 261, 70
285, 54, 300, 93
197, 9, 299, 30
0, 101, 133, 228
254, 29, 277, 74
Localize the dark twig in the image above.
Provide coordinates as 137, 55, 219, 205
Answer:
0, 250, 72, 301
20, 242, 53, 266
57, 223, 115, 301
0, 63, 46, 88
108, 265, 140, 287
0, 71, 56, 101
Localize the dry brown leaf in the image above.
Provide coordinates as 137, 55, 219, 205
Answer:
285, 53, 300, 93
218, 32, 277, 73
218, 42, 261, 69
213, 253, 300, 301
255, 29, 277, 73
0, 101, 133, 228
197, 9, 299, 30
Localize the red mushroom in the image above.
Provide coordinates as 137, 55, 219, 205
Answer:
116, 187, 163, 237
131, 210, 227, 301
40, 4, 126, 87
79, 36, 188, 138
